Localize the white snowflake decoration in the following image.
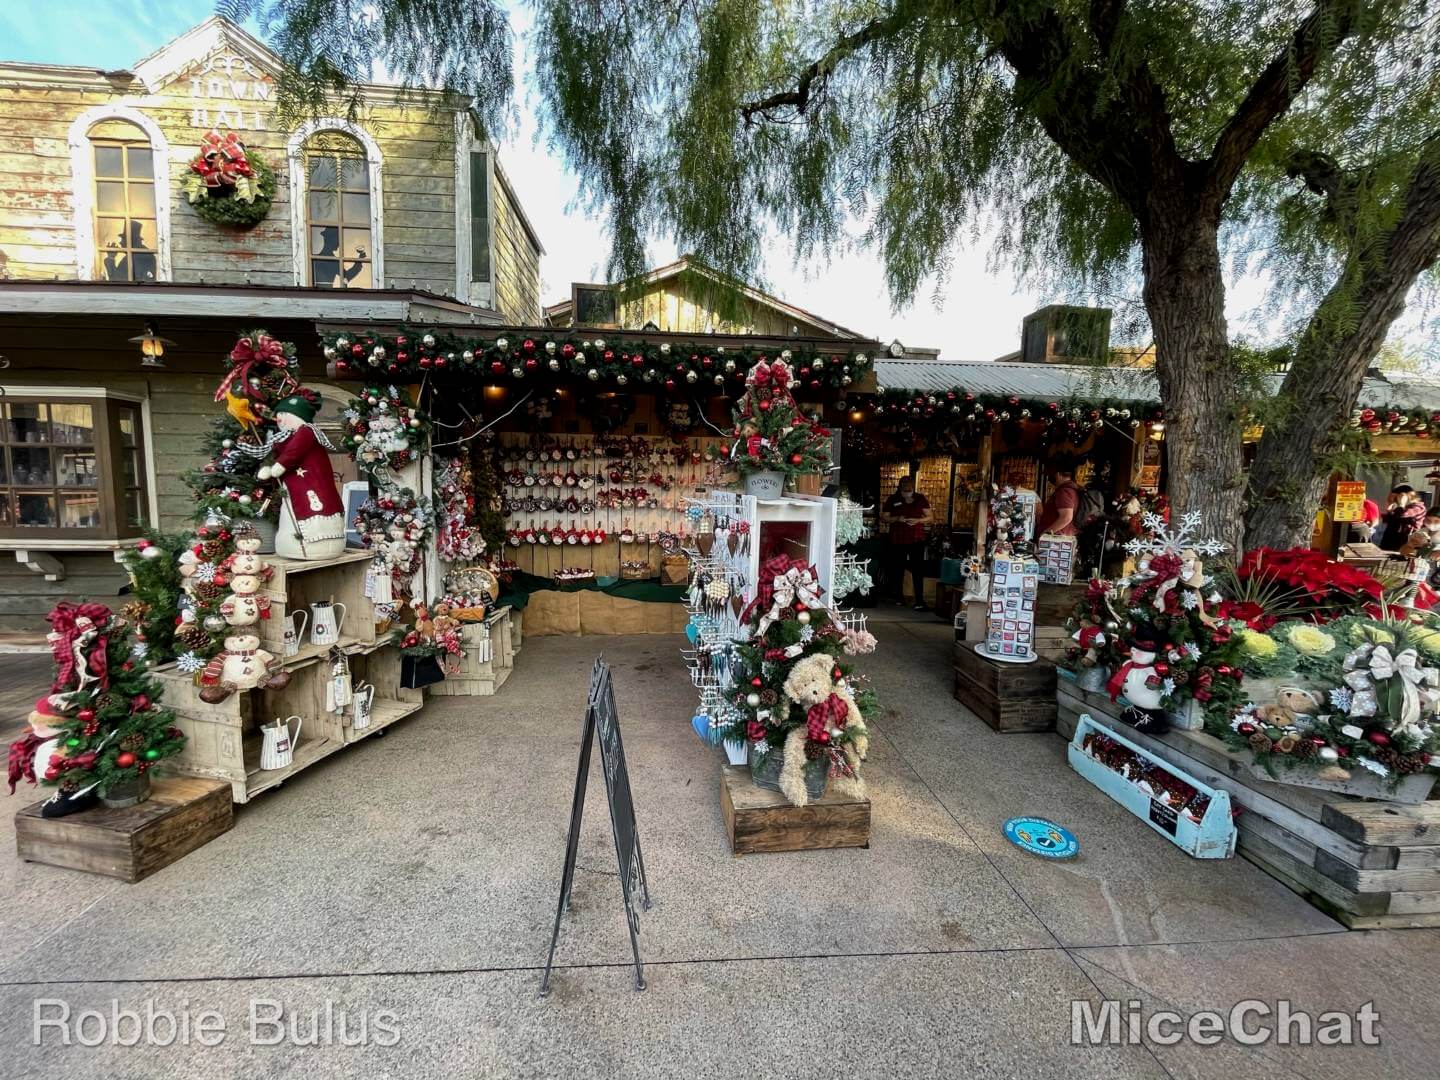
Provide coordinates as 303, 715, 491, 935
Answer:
176, 651, 205, 674
1180, 590, 1199, 610
194, 562, 217, 583
1329, 687, 1354, 712
1183, 642, 1202, 660
1123, 510, 1227, 559
799, 625, 815, 643
1162, 677, 1176, 697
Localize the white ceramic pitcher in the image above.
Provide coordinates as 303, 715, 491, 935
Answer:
309, 601, 347, 646
259, 715, 302, 770
281, 609, 309, 657
351, 683, 376, 732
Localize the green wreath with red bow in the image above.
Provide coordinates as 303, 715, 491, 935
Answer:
181, 131, 276, 229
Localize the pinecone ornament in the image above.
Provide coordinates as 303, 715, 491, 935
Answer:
1249, 732, 1274, 754
120, 733, 144, 752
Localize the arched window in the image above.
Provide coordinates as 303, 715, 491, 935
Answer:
68, 105, 171, 282
287, 120, 384, 288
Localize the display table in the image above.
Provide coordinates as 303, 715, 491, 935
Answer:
15, 777, 232, 882
953, 640, 1057, 732
1057, 673, 1440, 928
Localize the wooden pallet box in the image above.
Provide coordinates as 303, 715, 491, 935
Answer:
720, 765, 870, 854
953, 640, 1057, 733
15, 777, 232, 882
1056, 676, 1440, 929
427, 608, 516, 697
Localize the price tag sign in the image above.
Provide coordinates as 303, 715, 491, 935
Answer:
1333, 481, 1367, 523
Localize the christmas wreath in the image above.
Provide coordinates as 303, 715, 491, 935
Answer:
181, 131, 276, 229
343, 385, 430, 476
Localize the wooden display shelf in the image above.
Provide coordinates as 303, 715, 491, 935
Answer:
258, 549, 383, 655
720, 764, 871, 855
1057, 676, 1440, 928
428, 608, 516, 697
953, 640, 1057, 733
242, 732, 342, 799
15, 777, 232, 883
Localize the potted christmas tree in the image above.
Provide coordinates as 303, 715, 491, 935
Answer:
728, 359, 832, 498
722, 553, 879, 806
7, 602, 185, 817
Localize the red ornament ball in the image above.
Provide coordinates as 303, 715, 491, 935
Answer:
758, 400, 772, 412
77, 708, 95, 723
116, 752, 137, 769
751, 677, 763, 688
789, 453, 804, 465
1237, 722, 1256, 736
131, 694, 151, 712
1153, 662, 1169, 676
1366, 730, 1391, 747
490, 361, 506, 375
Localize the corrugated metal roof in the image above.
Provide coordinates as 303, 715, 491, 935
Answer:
874, 360, 1157, 400
875, 359, 1440, 412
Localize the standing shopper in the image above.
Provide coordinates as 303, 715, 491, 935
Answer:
882, 476, 932, 610
1036, 459, 1083, 538
1380, 485, 1426, 551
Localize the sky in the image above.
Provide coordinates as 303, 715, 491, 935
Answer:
0, 0, 1330, 362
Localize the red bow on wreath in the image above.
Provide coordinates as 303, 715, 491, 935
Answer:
191, 130, 253, 188
806, 692, 849, 742
45, 601, 112, 693
215, 333, 295, 405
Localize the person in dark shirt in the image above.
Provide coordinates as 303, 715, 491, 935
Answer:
1380, 485, 1426, 551
881, 476, 932, 610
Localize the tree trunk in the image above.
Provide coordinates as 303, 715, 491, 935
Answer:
1244, 155, 1440, 551
1142, 218, 1247, 553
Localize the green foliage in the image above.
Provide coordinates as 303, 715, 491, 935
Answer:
120, 534, 190, 663
184, 153, 277, 229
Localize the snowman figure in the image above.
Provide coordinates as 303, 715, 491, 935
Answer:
224, 524, 273, 581
198, 632, 290, 703
1107, 625, 1171, 734
219, 573, 271, 627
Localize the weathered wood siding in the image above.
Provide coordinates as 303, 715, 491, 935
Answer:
492, 169, 541, 324
0, 26, 541, 309
618, 274, 806, 336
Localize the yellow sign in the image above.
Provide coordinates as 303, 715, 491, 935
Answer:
1333, 481, 1367, 523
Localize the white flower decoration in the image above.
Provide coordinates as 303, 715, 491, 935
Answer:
1356, 756, 1389, 778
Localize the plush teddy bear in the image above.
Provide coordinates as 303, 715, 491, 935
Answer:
777, 652, 870, 807
1255, 686, 1322, 728
198, 632, 290, 703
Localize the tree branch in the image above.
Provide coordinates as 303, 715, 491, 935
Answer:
1205, 1, 1361, 200
740, 12, 914, 124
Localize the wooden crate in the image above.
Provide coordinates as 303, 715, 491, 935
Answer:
425, 612, 515, 697
15, 777, 232, 883
952, 641, 1057, 733
258, 549, 381, 659
720, 765, 870, 854
1057, 675, 1440, 928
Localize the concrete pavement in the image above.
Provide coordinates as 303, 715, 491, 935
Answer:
0, 616, 1432, 1078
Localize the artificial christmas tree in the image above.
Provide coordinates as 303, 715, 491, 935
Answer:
721, 553, 878, 806
7, 602, 184, 816
727, 359, 832, 497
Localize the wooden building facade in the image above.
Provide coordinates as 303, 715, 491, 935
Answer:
0, 16, 544, 631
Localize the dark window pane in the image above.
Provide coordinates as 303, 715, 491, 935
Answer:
341, 191, 369, 222
94, 145, 124, 177
470, 151, 490, 283
96, 181, 126, 214
118, 408, 138, 448
311, 259, 341, 287
17, 493, 56, 526
59, 493, 100, 528
126, 145, 153, 179
57, 448, 97, 487
308, 155, 337, 188
0, 449, 7, 485
310, 225, 340, 258
11, 447, 52, 484
49, 404, 93, 444
338, 156, 367, 189
125, 488, 144, 528
342, 260, 372, 288
130, 252, 157, 282
122, 448, 139, 486
308, 190, 339, 222
7, 403, 48, 443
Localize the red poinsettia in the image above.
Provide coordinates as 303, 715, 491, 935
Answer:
1227, 546, 1383, 624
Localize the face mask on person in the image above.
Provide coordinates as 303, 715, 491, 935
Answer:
901, 491, 914, 503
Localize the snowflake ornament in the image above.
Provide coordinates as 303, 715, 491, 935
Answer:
1123, 510, 1227, 560
1180, 590, 1199, 610
1162, 677, 1176, 697
1329, 688, 1354, 712
1183, 642, 1202, 660
176, 651, 205, 674
194, 562, 217, 583
1355, 756, 1390, 778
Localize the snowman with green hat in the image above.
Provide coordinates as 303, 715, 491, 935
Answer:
257, 390, 346, 560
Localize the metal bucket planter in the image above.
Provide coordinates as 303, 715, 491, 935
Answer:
743, 470, 785, 500
1076, 666, 1109, 693
100, 769, 151, 809
400, 654, 446, 689
750, 743, 828, 801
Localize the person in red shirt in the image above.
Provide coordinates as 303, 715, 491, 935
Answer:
881, 476, 932, 610
1036, 460, 1082, 537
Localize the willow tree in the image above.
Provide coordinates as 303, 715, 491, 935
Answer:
242, 0, 1440, 550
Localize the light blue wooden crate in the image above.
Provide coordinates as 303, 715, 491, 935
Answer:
1067, 713, 1237, 859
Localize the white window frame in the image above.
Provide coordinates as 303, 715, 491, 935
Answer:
453, 112, 496, 307
287, 118, 385, 288
68, 104, 173, 282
